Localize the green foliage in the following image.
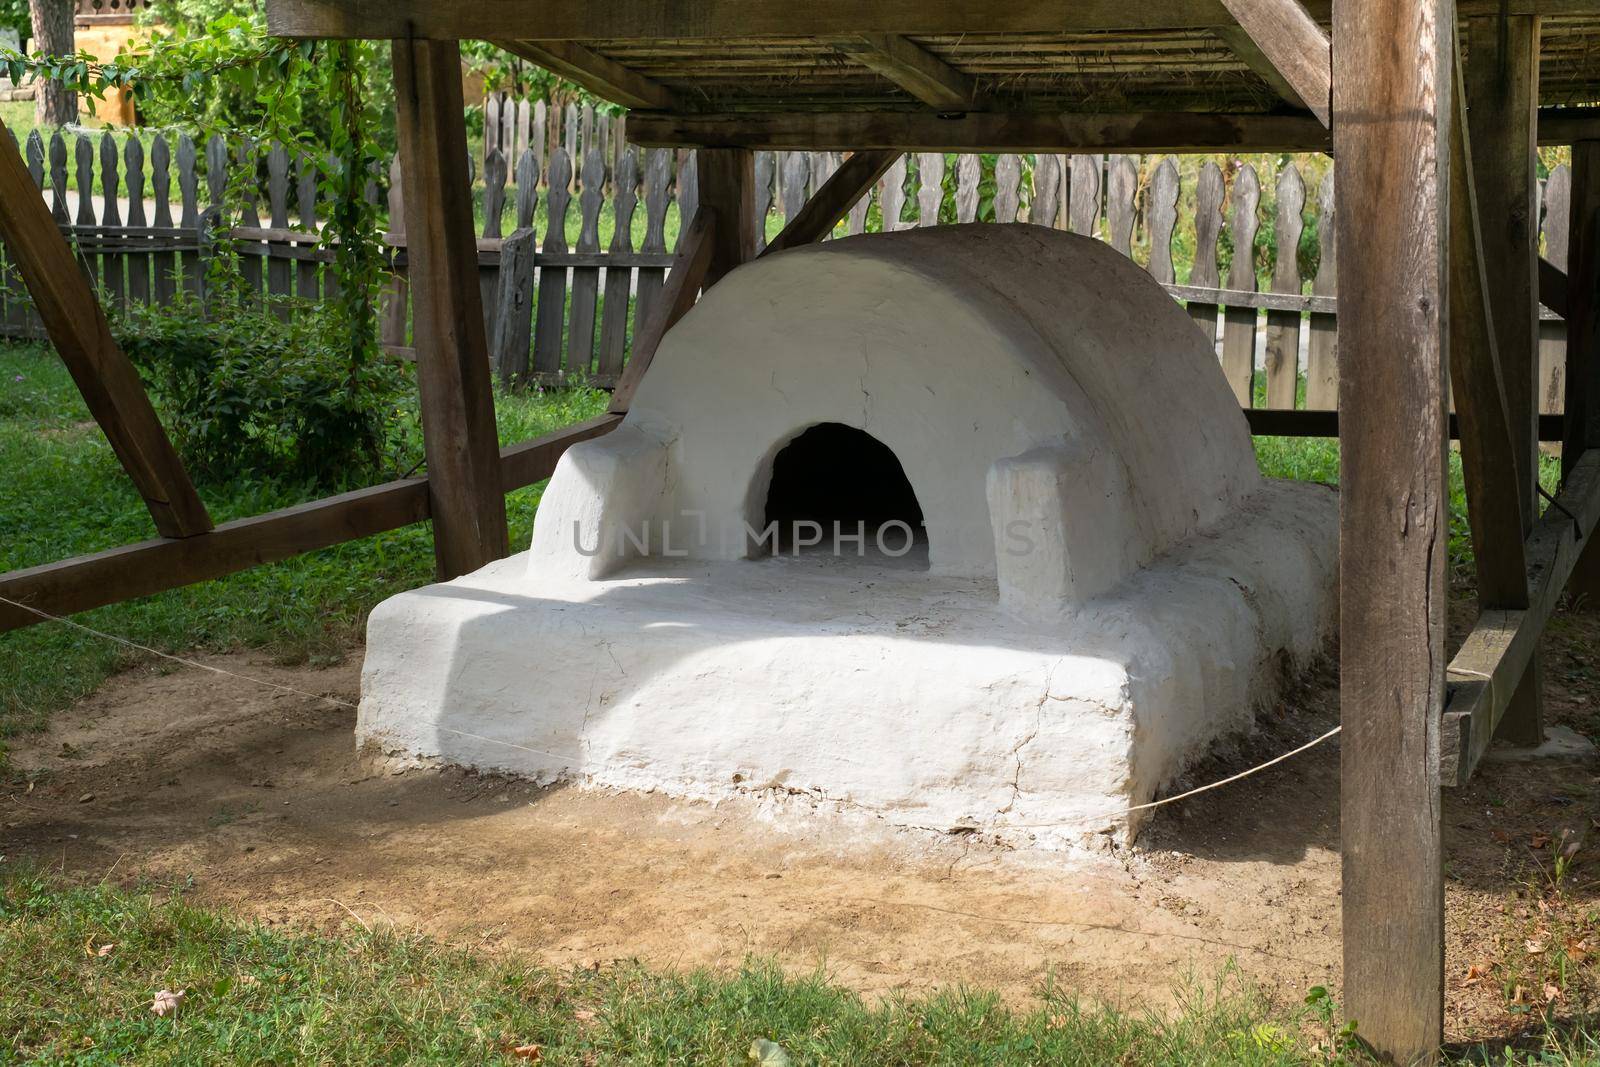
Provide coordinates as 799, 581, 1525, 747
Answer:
0, 0, 27, 41
115, 296, 411, 488
0, 341, 608, 734
0, 11, 393, 389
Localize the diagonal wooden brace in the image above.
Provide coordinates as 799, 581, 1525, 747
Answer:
0, 117, 211, 538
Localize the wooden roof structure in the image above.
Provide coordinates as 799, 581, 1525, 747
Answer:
0, 0, 1596, 1062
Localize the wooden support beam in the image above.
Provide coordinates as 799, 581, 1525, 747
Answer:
696, 149, 758, 287
762, 150, 902, 256
1566, 141, 1600, 605
1464, 14, 1543, 745
843, 35, 977, 111
1212, 26, 1310, 113
608, 209, 718, 413
1536, 108, 1600, 146
1216, 0, 1331, 126
493, 39, 676, 110
0, 117, 212, 540
0, 415, 621, 635
1243, 408, 1565, 440
1442, 449, 1600, 784
265, 0, 1585, 40
627, 110, 1330, 153
393, 36, 510, 580
1333, 0, 1449, 1052
1540, 257, 1568, 318
627, 108, 1600, 153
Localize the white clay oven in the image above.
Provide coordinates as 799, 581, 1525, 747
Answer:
360, 224, 1337, 847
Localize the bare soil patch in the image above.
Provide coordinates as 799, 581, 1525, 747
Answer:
3, 598, 1597, 1045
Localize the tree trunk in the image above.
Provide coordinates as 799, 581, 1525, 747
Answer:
29, 0, 75, 127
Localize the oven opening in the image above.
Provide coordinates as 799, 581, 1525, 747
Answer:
762, 422, 926, 566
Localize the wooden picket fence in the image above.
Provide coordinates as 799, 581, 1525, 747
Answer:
0, 102, 1576, 425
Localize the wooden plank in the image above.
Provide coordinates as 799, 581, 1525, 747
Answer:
1565, 142, 1600, 603
47, 132, 68, 225
177, 135, 202, 297
751, 150, 775, 251
675, 150, 698, 237
1538, 108, 1600, 147
379, 156, 409, 349
1146, 156, 1179, 283
532, 147, 572, 376
1442, 450, 1600, 783
392, 36, 509, 579
1220, 164, 1260, 405
994, 154, 1022, 223
479, 146, 509, 350
0, 414, 623, 635
1540, 165, 1570, 425
598, 148, 640, 377
917, 153, 947, 227
0, 115, 212, 540
1465, 13, 1543, 744
696, 148, 757, 285
1540, 257, 1568, 319
1449, 40, 1533, 631
609, 208, 718, 413
497, 39, 678, 111
1068, 154, 1101, 236
1188, 160, 1224, 347
878, 155, 909, 231
1305, 170, 1338, 409
764, 149, 900, 255
567, 146, 607, 373
1104, 154, 1136, 255
1212, 25, 1308, 112
626, 111, 1332, 154
845, 33, 976, 111
234, 139, 266, 306
1030, 153, 1061, 229
1333, 0, 1449, 1049
1244, 409, 1566, 440
632, 148, 672, 345
123, 137, 151, 308
150, 136, 178, 305
98, 133, 126, 310
266, 141, 293, 314
1216, 0, 1331, 125
491, 227, 536, 386
1264, 162, 1304, 409
266, 0, 1589, 39
779, 151, 810, 228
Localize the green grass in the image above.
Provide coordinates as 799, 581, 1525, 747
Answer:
0, 867, 1341, 1065
7, 868, 1600, 1065
0, 341, 607, 745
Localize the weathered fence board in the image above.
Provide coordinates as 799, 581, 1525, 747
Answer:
1, 99, 1580, 427
1220, 164, 1261, 406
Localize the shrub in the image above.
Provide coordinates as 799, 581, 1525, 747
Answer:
116, 295, 411, 490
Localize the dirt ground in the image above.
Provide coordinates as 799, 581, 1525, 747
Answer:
3, 596, 1598, 1045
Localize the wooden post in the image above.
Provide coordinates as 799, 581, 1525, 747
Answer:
695, 148, 758, 285
1466, 15, 1544, 743
392, 37, 509, 579
1334, 0, 1449, 1057
1565, 140, 1600, 604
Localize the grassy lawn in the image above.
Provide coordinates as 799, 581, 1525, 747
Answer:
0, 340, 607, 748
4, 869, 1599, 1064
